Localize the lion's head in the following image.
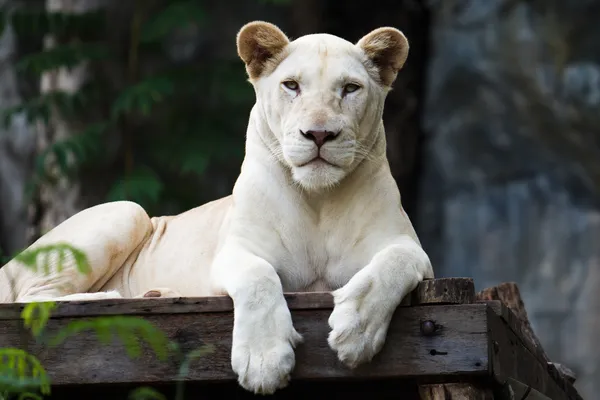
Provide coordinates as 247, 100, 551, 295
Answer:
237, 21, 409, 191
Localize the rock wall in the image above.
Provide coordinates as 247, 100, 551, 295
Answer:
418, 1, 600, 397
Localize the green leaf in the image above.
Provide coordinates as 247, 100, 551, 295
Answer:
2, 85, 104, 129
111, 76, 175, 120
174, 345, 215, 400
34, 121, 110, 183
9, 9, 106, 39
21, 302, 58, 338
140, 1, 206, 43
106, 166, 164, 208
13, 243, 91, 276
18, 392, 44, 400
17, 43, 110, 75
129, 387, 166, 400
0, 348, 51, 396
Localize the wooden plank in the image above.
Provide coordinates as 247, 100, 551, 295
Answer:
0, 304, 489, 386
483, 300, 581, 400
0, 292, 331, 320
418, 383, 494, 399
0, 278, 476, 320
486, 307, 580, 400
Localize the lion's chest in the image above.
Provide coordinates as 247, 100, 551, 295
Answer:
272, 227, 374, 293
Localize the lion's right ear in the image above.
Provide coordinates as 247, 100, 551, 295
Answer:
356, 27, 409, 87
236, 21, 290, 80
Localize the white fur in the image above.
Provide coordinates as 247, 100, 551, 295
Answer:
0, 23, 433, 395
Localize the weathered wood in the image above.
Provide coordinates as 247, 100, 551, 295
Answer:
483, 300, 581, 400
0, 278, 476, 320
0, 292, 329, 320
476, 283, 549, 364
418, 383, 494, 399
477, 282, 578, 389
412, 277, 475, 305
0, 304, 489, 386
505, 378, 552, 400
0, 278, 581, 400
551, 363, 577, 384
486, 307, 580, 400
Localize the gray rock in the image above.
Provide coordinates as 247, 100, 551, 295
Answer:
419, 0, 600, 397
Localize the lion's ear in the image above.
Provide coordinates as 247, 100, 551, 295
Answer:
237, 21, 290, 80
356, 27, 409, 87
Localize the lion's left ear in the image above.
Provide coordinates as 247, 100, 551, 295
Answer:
237, 21, 290, 80
356, 27, 409, 87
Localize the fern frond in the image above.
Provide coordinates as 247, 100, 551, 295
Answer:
144, 134, 210, 177
106, 165, 164, 207
14, 243, 91, 276
174, 345, 214, 400
17, 392, 44, 400
21, 302, 57, 338
49, 316, 171, 361
17, 43, 110, 75
35, 121, 110, 181
6, 8, 105, 39
0, 348, 51, 396
2, 84, 105, 128
140, 1, 206, 44
111, 76, 175, 120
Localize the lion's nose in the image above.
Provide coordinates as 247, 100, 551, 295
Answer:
301, 130, 338, 148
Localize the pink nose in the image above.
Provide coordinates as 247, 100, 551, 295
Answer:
301, 130, 338, 147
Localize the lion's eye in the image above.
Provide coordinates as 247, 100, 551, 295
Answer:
282, 80, 299, 91
343, 83, 361, 95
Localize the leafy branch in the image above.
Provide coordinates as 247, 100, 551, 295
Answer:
17, 43, 111, 75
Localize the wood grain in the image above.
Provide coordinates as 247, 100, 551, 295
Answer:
418, 383, 494, 399
413, 277, 475, 305
477, 283, 549, 364
486, 307, 581, 400
0, 304, 489, 386
0, 278, 475, 320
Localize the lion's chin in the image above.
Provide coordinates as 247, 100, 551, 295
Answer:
291, 161, 346, 191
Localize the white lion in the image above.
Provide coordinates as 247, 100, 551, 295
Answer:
0, 21, 433, 394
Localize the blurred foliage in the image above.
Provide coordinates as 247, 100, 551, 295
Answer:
14, 242, 91, 276
0, 0, 289, 217
0, 0, 294, 397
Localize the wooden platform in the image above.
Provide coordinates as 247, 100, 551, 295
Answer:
0, 278, 583, 399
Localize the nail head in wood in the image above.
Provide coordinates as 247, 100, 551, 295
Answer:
420, 320, 437, 336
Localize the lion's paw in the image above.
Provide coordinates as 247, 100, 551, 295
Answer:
232, 306, 303, 394
327, 282, 393, 369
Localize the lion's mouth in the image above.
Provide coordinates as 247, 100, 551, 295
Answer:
299, 156, 337, 168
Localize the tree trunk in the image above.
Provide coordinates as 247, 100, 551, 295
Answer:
32, 0, 108, 239
0, 0, 37, 257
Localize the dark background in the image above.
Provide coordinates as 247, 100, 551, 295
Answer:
1, 0, 599, 397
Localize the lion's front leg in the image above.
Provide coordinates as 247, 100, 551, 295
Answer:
327, 237, 433, 368
211, 245, 303, 395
